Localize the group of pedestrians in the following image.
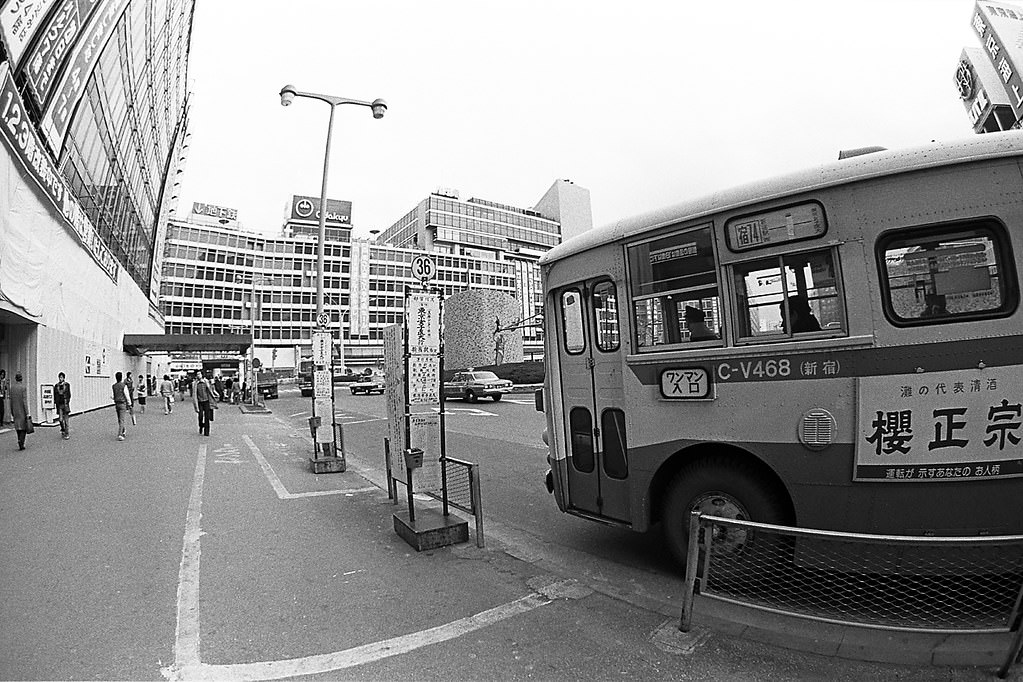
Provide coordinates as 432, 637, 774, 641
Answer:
111, 370, 220, 440
4, 368, 226, 451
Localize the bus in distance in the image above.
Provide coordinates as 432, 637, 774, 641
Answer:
536, 131, 1023, 570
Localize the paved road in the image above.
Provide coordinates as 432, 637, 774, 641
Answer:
0, 393, 1018, 680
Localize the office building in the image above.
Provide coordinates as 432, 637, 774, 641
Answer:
0, 0, 193, 416
374, 179, 592, 355
160, 182, 591, 369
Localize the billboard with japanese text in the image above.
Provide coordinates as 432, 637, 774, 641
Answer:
969, 1, 1023, 121
855, 366, 1023, 481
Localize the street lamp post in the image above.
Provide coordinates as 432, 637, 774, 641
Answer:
280, 84, 386, 466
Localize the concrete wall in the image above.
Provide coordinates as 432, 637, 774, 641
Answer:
443, 290, 522, 370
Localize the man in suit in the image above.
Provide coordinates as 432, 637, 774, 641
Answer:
10, 372, 30, 451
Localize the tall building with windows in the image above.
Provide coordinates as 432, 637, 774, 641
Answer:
374, 179, 592, 354
160, 182, 591, 370
0, 0, 194, 414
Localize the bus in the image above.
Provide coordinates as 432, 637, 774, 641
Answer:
537, 131, 1023, 570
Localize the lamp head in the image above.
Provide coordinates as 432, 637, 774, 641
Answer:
370, 98, 387, 119
279, 84, 297, 107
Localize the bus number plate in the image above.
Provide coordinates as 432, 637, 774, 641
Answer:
660, 368, 711, 399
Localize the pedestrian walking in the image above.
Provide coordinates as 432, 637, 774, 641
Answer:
10, 372, 30, 451
135, 373, 147, 414
112, 372, 131, 440
54, 372, 72, 440
125, 373, 136, 425
193, 372, 218, 436
160, 374, 175, 414
0, 368, 9, 425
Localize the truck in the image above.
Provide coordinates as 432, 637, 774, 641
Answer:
256, 370, 278, 399
298, 359, 313, 397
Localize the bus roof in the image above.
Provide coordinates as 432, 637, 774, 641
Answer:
540, 131, 1023, 265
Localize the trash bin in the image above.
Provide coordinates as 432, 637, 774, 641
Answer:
404, 447, 424, 469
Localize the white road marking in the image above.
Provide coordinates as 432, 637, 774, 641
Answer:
432, 407, 498, 417
163, 440, 558, 682
503, 399, 536, 405
242, 434, 376, 500
340, 418, 387, 426
167, 592, 552, 681
167, 444, 207, 675
288, 411, 308, 418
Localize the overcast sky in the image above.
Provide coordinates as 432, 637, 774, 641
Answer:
175, 0, 987, 238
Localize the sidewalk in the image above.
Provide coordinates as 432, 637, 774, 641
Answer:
0, 401, 1020, 681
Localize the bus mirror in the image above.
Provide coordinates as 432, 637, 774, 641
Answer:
534, 388, 544, 412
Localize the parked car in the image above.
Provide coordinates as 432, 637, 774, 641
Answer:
349, 372, 385, 395
443, 370, 512, 402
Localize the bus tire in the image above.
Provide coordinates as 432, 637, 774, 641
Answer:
662, 458, 790, 574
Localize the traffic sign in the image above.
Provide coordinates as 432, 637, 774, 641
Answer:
410, 255, 436, 282
316, 311, 330, 328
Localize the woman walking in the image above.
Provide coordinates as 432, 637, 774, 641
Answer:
10, 372, 30, 451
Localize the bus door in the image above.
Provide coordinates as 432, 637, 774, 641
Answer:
557, 279, 630, 523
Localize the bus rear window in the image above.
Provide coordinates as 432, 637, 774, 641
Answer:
878, 222, 1016, 325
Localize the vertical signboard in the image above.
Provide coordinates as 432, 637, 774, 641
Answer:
970, 1, 1023, 122
311, 330, 333, 443
21, 0, 102, 108
388, 288, 444, 494
349, 239, 371, 336
384, 323, 406, 467
40, 0, 129, 154
0, 0, 59, 70
405, 291, 440, 356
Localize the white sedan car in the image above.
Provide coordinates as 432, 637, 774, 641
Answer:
443, 370, 512, 402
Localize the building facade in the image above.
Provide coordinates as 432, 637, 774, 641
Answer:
160, 182, 591, 370
374, 179, 592, 355
955, 1, 1023, 132
0, 0, 193, 417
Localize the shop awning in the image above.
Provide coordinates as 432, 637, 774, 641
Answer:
122, 333, 253, 356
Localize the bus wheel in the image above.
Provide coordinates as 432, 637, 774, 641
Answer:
662, 459, 790, 574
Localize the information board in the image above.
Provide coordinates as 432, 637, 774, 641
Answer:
405, 292, 440, 356
314, 370, 332, 398
312, 331, 331, 365
408, 355, 439, 405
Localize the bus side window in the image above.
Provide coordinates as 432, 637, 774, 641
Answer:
733, 249, 844, 339
878, 221, 1016, 325
627, 224, 722, 350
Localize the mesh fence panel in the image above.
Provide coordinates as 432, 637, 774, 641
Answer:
695, 515, 1023, 632
442, 458, 474, 514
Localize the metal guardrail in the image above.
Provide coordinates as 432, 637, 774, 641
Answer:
384, 438, 484, 548
680, 513, 1023, 678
